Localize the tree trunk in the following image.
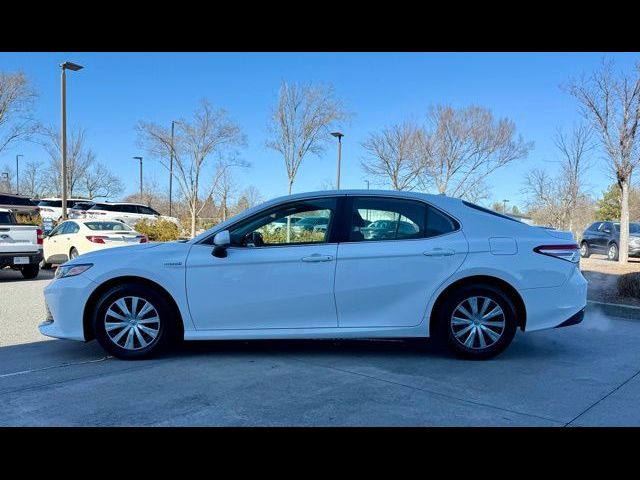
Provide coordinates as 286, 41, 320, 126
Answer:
288, 178, 293, 195
619, 178, 630, 264
191, 207, 197, 239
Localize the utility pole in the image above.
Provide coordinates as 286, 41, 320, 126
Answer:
133, 156, 143, 200
60, 61, 83, 220
15, 154, 23, 195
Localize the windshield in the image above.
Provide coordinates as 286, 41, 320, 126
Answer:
84, 222, 133, 231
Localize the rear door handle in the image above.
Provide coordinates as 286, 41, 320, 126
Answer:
302, 254, 334, 262
423, 249, 455, 257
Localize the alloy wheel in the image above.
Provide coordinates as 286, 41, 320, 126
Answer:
608, 244, 617, 260
104, 296, 160, 350
450, 296, 505, 350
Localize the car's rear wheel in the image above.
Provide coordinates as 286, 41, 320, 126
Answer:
608, 243, 619, 261
580, 241, 591, 258
436, 284, 517, 360
92, 283, 179, 359
20, 264, 39, 279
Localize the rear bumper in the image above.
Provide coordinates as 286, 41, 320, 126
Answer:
520, 266, 588, 332
554, 308, 585, 328
0, 251, 43, 267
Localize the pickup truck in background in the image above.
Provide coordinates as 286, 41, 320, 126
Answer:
0, 208, 43, 279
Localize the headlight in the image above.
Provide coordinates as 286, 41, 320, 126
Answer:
54, 263, 93, 279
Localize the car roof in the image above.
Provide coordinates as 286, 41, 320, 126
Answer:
39, 197, 92, 201
93, 202, 150, 207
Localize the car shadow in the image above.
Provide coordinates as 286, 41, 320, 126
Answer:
0, 268, 55, 283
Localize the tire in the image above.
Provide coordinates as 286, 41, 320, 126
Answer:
21, 264, 39, 279
92, 282, 180, 360
435, 284, 518, 360
69, 247, 79, 260
607, 242, 619, 261
580, 241, 591, 258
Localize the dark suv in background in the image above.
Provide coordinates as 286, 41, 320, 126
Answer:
580, 221, 640, 260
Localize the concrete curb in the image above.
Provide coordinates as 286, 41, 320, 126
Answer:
587, 300, 640, 320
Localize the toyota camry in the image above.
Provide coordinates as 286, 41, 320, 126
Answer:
40, 190, 587, 360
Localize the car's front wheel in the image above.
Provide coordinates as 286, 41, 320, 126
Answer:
92, 283, 180, 359
580, 241, 591, 258
608, 243, 619, 261
436, 284, 517, 360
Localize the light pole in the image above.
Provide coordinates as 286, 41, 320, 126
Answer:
15, 154, 23, 195
331, 132, 344, 190
365, 180, 370, 190
503, 199, 510, 214
60, 61, 83, 220
133, 156, 143, 200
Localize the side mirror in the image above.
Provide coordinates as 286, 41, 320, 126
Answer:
212, 230, 231, 258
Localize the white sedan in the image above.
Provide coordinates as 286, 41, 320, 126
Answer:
40, 190, 587, 360
42, 220, 148, 267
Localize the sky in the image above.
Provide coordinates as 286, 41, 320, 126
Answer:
0, 52, 638, 210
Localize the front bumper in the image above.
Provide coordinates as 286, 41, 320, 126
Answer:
39, 272, 98, 341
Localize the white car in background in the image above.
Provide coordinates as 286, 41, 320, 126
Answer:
40, 190, 587, 360
42, 220, 147, 268
37, 198, 92, 221
86, 202, 180, 228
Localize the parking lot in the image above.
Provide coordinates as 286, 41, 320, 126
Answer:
1, 267, 640, 426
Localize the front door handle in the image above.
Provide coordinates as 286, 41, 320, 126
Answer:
301, 254, 334, 263
423, 248, 455, 257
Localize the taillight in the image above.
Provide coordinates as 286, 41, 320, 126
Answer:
534, 244, 580, 263
138, 235, 148, 243
86, 235, 107, 244
37, 228, 43, 245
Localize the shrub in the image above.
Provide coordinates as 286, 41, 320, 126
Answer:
15, 212, 43, 225
134, 219, 180, 242
617, 272, 640, 298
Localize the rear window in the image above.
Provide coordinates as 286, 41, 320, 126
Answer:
462, 201, 522, 223
89, 203, 113, 211
0, 211, 16, 224
71, 202, 95, 210
0, 195, 37, 206
85, 222, 132, 231
38, 199, 62, 208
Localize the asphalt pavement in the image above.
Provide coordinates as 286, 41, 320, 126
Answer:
1, 267, 639, 426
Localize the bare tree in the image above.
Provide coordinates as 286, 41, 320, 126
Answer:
212, 161, 237, 223
361, 121, 422, 190
41, 126, 95, 197
0, 71, 38, 155
137, 99, 246, 237
266, 81, 349, 194
567, 59, 640, 263
0, 164, 14, 193
232, 185, 262, 214
418, 105, 533, 199
19, 160, 49, 198
522, 168, 567, 228
553, 123, 593, 237
83, 162, 124, 199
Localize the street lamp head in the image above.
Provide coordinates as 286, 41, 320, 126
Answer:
61, 61, 84, 71
133, 156, 143, 160
331, 132, 344, 139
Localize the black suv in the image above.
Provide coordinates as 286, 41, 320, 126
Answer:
580, 221, 640, 260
